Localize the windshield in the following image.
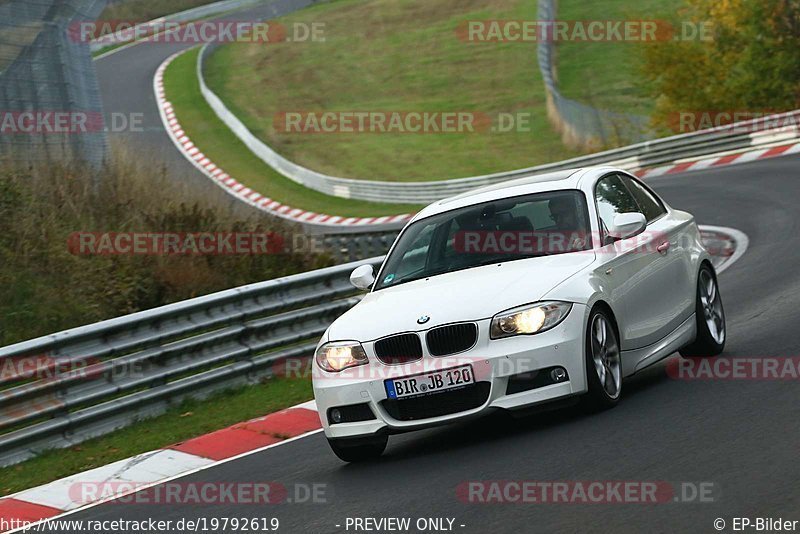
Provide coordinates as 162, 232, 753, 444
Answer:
375, 190, 592, 290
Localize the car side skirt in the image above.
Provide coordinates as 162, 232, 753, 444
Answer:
623, 313, 697, 376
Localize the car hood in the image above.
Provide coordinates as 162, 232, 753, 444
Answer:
328, 252, 595, 342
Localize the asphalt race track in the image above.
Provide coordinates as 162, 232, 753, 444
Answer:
29, 153, 799, 533
95, 0, 317, 213
90, 2, 800, 532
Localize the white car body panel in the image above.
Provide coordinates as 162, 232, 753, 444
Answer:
313, 166, 713, 441
328, 252, 596, 342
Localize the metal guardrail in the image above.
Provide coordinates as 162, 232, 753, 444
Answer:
0, 224, 741, 466
197, 40, 799, 205
322, 232, 399, 264
0, 256, 383, 467
0, 0, 779, 468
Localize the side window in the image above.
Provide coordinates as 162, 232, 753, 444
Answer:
595, 174, 640, 242
622, 176, 667, 223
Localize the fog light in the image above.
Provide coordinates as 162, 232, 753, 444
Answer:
550, 367, 567, 382
327, 404, 376, 425
330, 409, 343, 423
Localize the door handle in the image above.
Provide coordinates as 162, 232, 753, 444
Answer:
657, 241, 670, 254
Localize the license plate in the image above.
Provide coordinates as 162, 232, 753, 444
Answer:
385, 365, 474, 400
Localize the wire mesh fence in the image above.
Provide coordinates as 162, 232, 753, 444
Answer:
536, 0, 654, 150
0, 0, 108, 167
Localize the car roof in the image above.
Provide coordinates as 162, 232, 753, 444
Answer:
412, 167, 590, 221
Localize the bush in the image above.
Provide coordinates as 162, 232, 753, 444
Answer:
0, 146, 329, 346
642, 0, 800, 131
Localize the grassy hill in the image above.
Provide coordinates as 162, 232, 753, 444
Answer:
204, 0, 576, 182
556, 0, 684, 116
203, 0, 684, 183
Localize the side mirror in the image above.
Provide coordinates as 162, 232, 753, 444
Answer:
349, 264, 375, 290
608, 212, 647, 240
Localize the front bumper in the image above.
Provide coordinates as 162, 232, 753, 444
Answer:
313, 304, 588, 440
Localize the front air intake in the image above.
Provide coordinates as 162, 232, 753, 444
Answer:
426, 323, 478, 356
374, 333, 423, 364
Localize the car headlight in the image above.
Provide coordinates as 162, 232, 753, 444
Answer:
315, 341, 369, 372
490, 301, 573, 339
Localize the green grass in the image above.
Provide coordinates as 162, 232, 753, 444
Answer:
99, 0, 223, 22
203, 0, 583, 182
165, 47, 422, 217
556, 0, 685, 115
0, 377, 313, 497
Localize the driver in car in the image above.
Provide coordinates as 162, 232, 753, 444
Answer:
548, 196, 587, 253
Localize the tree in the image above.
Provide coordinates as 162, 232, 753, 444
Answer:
642, 0, 800, 132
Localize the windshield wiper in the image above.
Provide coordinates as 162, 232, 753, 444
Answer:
471, 254, 531, 267
388, 266, 452, 287
379, 255, 539, 290
386, 257, 525, 287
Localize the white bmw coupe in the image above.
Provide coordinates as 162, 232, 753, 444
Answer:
313, 167, 726, 462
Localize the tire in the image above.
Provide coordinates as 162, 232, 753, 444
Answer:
327, 435, 388, 463
680, 265, 726, 358
582, 307, 623, 411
